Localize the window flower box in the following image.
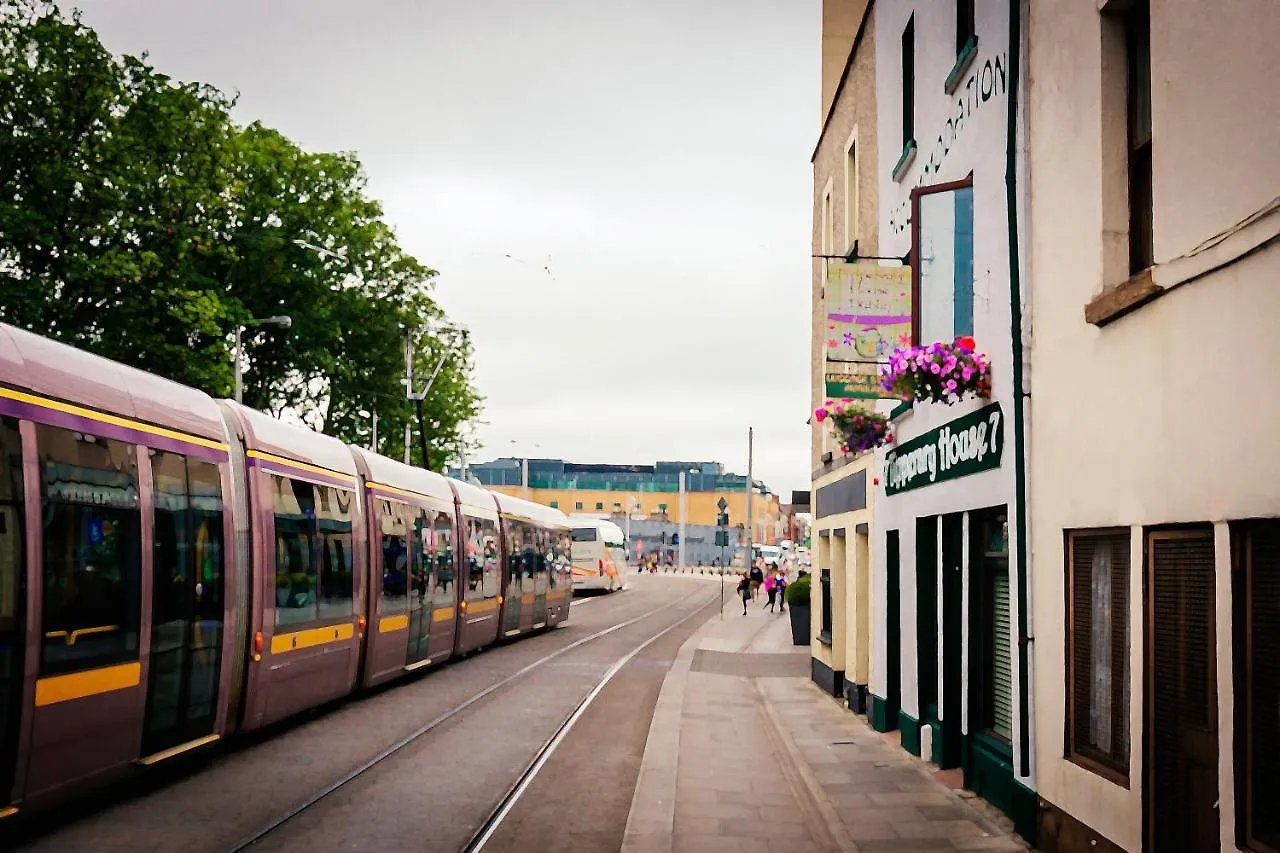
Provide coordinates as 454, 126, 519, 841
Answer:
880, 336, 991, 405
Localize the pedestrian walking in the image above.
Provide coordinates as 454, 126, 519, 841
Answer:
775, 569, 789, 614
763, 571, 778, 612
749, 560, 764, 600
736, 572, 751, 615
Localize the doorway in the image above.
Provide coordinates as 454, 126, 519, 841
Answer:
1146, 528, 1219, 853
939, 513, 964, 768
884, 530, 901, 729
142, 453, 225, 757
916, 516, 938, 739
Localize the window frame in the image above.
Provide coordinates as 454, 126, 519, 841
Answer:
910, 174, 975, 346
1065, 527, 1132, 787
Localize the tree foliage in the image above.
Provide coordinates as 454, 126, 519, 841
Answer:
0, 0, 480, 469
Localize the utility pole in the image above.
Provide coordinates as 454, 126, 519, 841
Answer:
745, 426, 754, 567
522, 455, 530, 500
403, 333, 413, 465
678, 470, 687, 570
371, 412, 378, 452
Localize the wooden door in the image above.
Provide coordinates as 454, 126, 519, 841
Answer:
1146, 529, 1218, 853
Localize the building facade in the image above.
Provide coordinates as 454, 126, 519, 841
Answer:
868, 0, 1034, 837
1027, 2, 1280, 852
809, 0, 879, 714
456, 458, 782, 546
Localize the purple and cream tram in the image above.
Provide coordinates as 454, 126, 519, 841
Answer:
0, 322, 572, 820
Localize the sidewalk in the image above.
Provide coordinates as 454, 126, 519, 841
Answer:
621, 592, 1031, 853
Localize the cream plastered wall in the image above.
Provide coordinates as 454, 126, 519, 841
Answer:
1028, 1, 1280, 850
811, 454, 874, 683
870, 0, 1032, 785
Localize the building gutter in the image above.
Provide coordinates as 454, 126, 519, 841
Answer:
1005, 0, 1032, 781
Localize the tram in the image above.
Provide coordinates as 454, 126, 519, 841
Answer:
0, 322, 572, 819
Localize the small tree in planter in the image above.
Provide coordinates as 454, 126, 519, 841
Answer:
880, 336, 991, 405
785, 574, 811, 646
814, 401, 893, 455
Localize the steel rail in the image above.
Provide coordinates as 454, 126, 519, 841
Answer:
226, 590, 714, 852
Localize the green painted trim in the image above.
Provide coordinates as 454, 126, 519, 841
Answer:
898, 711, 922, 756
944, 35, 979, 94
868, 694, 898, 732
891, 139, 918, 182
964, 733, 1036, 843
889, 400, 913, 421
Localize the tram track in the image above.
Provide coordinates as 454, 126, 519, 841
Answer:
227, 586, 718, 853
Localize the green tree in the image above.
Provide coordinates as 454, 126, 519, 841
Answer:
0, 0, 481, 468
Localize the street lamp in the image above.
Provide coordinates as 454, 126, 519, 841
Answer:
677, 467, 698, 570
508, 440, 541, 500
234, 315, 292, 404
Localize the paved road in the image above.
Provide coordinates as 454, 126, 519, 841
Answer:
8, 575, 718, 853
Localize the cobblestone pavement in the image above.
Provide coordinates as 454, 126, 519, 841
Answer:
622, 597, 1032, 853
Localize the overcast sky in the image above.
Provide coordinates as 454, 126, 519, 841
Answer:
71, 0, 819, 498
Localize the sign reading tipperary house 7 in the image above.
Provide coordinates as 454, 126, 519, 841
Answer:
883, 403, 1004, 496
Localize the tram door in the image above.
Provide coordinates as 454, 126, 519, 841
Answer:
501, 519, 523, 636
406, 508, 432, 666
0, 418, 24, 806
142, 452, 226, 757
425, 510, 457, 659
532, 527, 549, 626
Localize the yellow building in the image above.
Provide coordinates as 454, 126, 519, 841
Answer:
457, 458, 783, 545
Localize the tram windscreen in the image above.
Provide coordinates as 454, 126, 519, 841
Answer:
571, 528, 598, 542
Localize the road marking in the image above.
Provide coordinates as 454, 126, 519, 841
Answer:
465, 593, 718, 852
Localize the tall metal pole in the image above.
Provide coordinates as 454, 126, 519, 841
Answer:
233, 325, 244, 404
745, 427, 754, 566
522, 456, 530, 500
678, 471, 687, 570
403, 333, 413, 465
371, 412, 378, 451
624, 494, 632, 542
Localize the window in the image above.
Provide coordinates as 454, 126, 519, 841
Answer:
1067, 529, 1131, 781
549, 500, 558, 509
822, 189, 834, 255
432, 510, 455, 606
658, 503, 668, 514
845, 138, 859, 246
316, 486, 354, 618
379, 501, 409, 613
571, 528, 598, 542
272, 476, 317, 625
915, 182, 974, 343
612, 502, 621, 511
819, 568, 833, 642
38, 425, 141, 673
957, 0, 975, 54
574, 502, 583, 511
594, 502, 604, 511
1125, 1, 1152, 273
972, 508, 1012, 743
1234, 521, 1280, 852
901, 15, 915, 146
411, 510, 431, 609
464, 516, 500, 601
0, 417, 23, 794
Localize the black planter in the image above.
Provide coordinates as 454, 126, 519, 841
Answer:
789, 605, 810, 646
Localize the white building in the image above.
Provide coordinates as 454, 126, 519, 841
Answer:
869, 0, 1035, 836
1027, 2, 1280, 852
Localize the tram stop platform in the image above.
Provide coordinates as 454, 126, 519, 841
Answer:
621, 589, 1032, 853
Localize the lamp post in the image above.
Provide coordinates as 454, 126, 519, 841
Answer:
677, 467, 697, 570
508, 440, 541, 500
234, 315, 292, 404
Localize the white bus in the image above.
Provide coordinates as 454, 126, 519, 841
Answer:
569, 517, 628, 592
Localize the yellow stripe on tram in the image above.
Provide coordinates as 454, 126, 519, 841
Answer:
379, 614, 409, 633
431, 607, 455, 623
34, 662, 141, 707
271, 622, 355, 654
0, 387, 227, 451
246, 450, 354, 483
466, 599, 499, 613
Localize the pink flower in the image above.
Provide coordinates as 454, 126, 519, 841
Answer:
814, 408, 827, 423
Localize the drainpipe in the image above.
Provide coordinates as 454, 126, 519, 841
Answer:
1005, 0, 1032, 781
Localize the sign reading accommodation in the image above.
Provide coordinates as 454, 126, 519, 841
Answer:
883, 403, 1004, 496
824, 262, 912, 400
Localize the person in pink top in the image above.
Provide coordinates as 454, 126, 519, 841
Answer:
763, 571, 779, 612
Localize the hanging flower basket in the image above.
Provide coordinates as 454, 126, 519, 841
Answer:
815, 400, 893, 455
879, 336, 991, 405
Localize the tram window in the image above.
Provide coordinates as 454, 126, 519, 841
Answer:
411, 509, 433, 609
272, 475, 317, 625
37, 425, 141, 674
0, 417, 23, 635
316, 486, 354, 619
379, 500, 409, 614
187, 459, 225, 618
481, 519, 500, 598
464, 517, 485, 599
522, 523, 538, 578
432, 511, 455, 607
504, 520, 523, 590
